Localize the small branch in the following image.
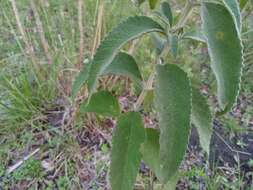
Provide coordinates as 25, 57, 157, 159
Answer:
133, 71, 155, 111
30, 0, 52, 64
7, 148, 40, 174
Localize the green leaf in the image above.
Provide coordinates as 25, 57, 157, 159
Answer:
240, 0, 248, 9
80, 91, 120, 117
87, 16, 164, 94
140, 128, 162, 180
191, 88, 212, 154
71, 63, 91, 97
170, 34, 178, 58
149, 0, 159, 9
151, 33, 167, 55
103, 52, 143, 86
110, 112, 145, 190
223, 0, 242, 32
155, 64, 191, 182
201, 2, 243, 112
161, 1, 173, 27
182, 31, 206, 43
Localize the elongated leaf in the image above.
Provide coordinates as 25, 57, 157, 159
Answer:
149, 0, 159, 9
140, 128, 162, 180
223, 0, 242, 33
201, 2, 243, 112
110, 112, 145, 190
170, 34, 178, 58
155, 64, 191, 182
87, 16, 164, 94
240, 0, 248, 9
80, 91, 120, 117
72, 63, 91, 97
103, 52, 143, 85
191, 88, 212, 154
161, 1, 173, 27
151, 33, 167, 55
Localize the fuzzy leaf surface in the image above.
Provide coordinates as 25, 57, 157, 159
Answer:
80, 91, 120, 117
155, 64, 191, 182
103, 52, 143, 85
140, 128, 161, 180
191, 88, 212, 154
201, 2, 243, 112
87, 16, 164, 94
110, 112, 145, 190
223, 0, 242, 32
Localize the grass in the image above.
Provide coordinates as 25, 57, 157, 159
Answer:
0, 0, 253, 189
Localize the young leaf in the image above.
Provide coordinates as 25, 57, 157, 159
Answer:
155, 64, 191, 183
87, 16, 164, 94
223, 0, 242, 32
201, 2, 243, 112
72, 63, 91, 97
240, 0, 248, 10
161, 1, 173, 27
140, 128, 162, 180
170, 34, 178, 58
191, 88, 212, 154
80, 91, 120, 117
151, 33, 167, 55
103, 52, 143, 85
110, 112, 145, 190
149, 0, 159, 9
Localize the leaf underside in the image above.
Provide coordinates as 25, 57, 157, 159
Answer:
155, 64, 191, 183
80, 91, 120, 117
191, 87, 212, 154
110, 112, 145, 190
87, 16, 164, 94
201, 2, 243, 112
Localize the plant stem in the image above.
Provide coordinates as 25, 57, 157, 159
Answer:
133, 44, 169, 111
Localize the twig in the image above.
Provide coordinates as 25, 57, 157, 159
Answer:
30, 0, 52, 64
214, 131, 251, 156
7, 148, 40, 174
